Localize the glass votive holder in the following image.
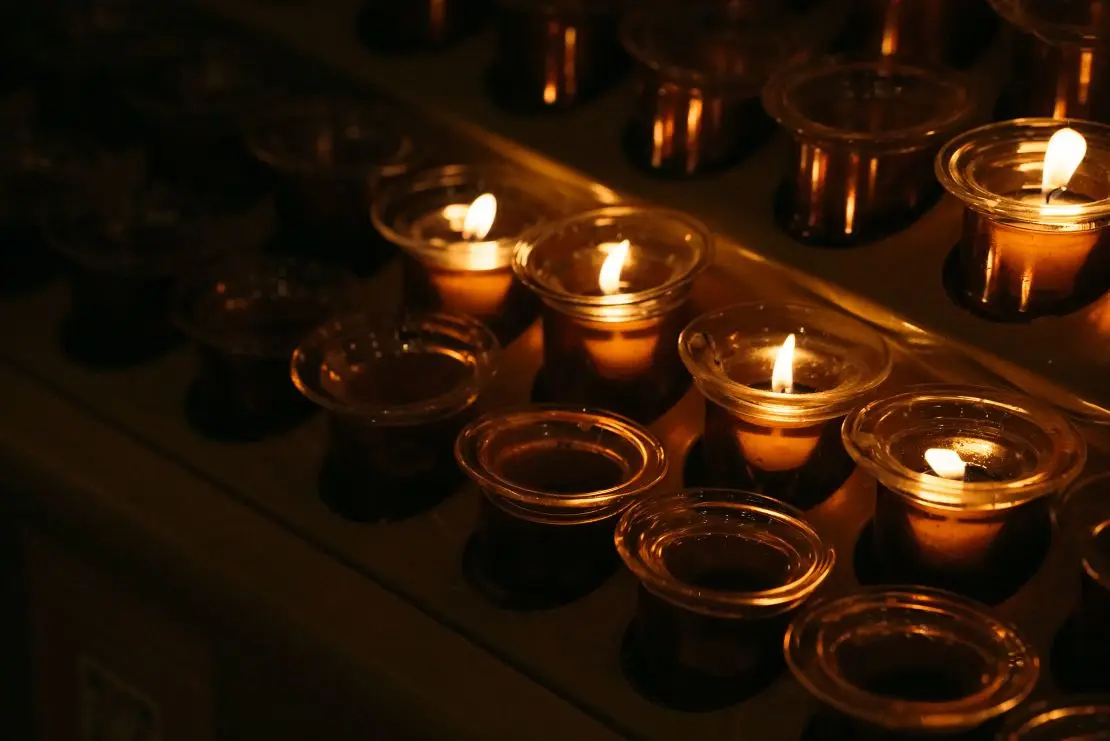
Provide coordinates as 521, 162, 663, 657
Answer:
763, 55, 977, 246
997, 696, 1110, 740
249, 99, 418, 273
619, 2, 792, 177
786, 587, 1039, 739
455, 405, 666, 610
172, 256, 359, 441
843, 0, 997, 68
616, 488, 834, 710
291, 310, 500, 523
513, 205, 713, 422
678, 302, 892, 509
357, 0, 489, 52
936, 118, 1110, 321
1054, 472, 1110, 674
843, 384, 1086, 603
48, 177, 276, 367
991, 0, 1110, 121
488, 0, 628, 112
373, 164, 591, 342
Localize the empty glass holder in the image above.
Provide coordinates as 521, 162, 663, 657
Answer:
996, 696, 1110, 740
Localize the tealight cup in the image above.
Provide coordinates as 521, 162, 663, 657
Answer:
173, 256, 359, 441
48, 175, 276, 367
456, 405, 666, 610
763, 55, 977, 245
997, 696, 1110, 740
844, 384, 1086, 602
620, 2, 793, 177
679, 302, 892, 509
616, 488, 834, 710
249, 99, 419, 273
373, 164, 591, 341
291, 310, 500, 522
787, 587, 1039, 738
937, 118, 1110, 320
991, 0, 1110, 121
514, 206, 712, 422
488, 0, 627, 111
357, 0, 489, 51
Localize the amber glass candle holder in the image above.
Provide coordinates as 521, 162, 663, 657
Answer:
456, 405, 666, 609
787, 587, 1039, 739
291, 310, 500, 523
357, 0, 489, 52
763, 55, 976, 246
616, 488, 834, 710
514, 206, 712, 422
1054, 472, 1110, 680
991, 0, 1110, 121
844, 384, 1086, 603
488, 0, 627, 112
173, 256, 359, 441
997, 696, 1110, 740
619, 2, 793, 178
937, 118, 1110, 321
679, 302, 891, 509
249, 100, 418, 274
843, 0, 997, 68
373, 164, 588, 342
48, 177, 276, 367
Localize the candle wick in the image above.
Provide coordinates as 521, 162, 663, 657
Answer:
1045, 186, 1067, 205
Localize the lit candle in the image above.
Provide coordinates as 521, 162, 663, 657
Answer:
580, 240, 663, 380
733, 334, 823, 473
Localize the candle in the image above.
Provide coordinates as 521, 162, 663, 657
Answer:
681, 303, 891, 509
938, 119, 1110, 320
844, 385, 1087, 602
515, 206, 712, 422
456, 406, 666, 609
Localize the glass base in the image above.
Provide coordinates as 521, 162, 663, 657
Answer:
317, 453, 458, 523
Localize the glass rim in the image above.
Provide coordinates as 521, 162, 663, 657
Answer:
843, 383, 1087, 510
246, 99, 417, 180
784, 586, 1040, 733
290, 310, 500, 424
1054, 470, 1110, 588
455, 404, 668, 511
762, 54, 976, 147
679, 302, 893, 424
936, 117, 1110, 225
987, 0, 1107, 43
512, 205, 714, 313
996, 694, 1110, 739
615, 488, 835, 619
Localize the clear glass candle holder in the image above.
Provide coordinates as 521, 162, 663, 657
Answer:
937, 118, 1110, 321
843, 0, 998, 68
990, 0, 1110, 121
47, 174, 276, 367
488, 0, 628, 112
997, 696, 1110, 740
763, 55, 977, 246
514, 205, 713, 422
373, 164, 590, 342
1054, 472, 1110, 674
357, 0, 489, 52
679, 302, 892, 509
844, 384, 1087, 603
456, 405, 666, 610
249, 99, 418, 274
616, 488, 834, 711
291, 310, 500, 523
620, 2, 794, 178
173, 256, 359, 441
786, 587, 1039, 738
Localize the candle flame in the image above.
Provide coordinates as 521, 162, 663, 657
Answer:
598, 239, 630, 295
771, 333, 796, 394
1041, 128, 1087, 196
461, 193, 497, 240
925, 448, 967, 480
